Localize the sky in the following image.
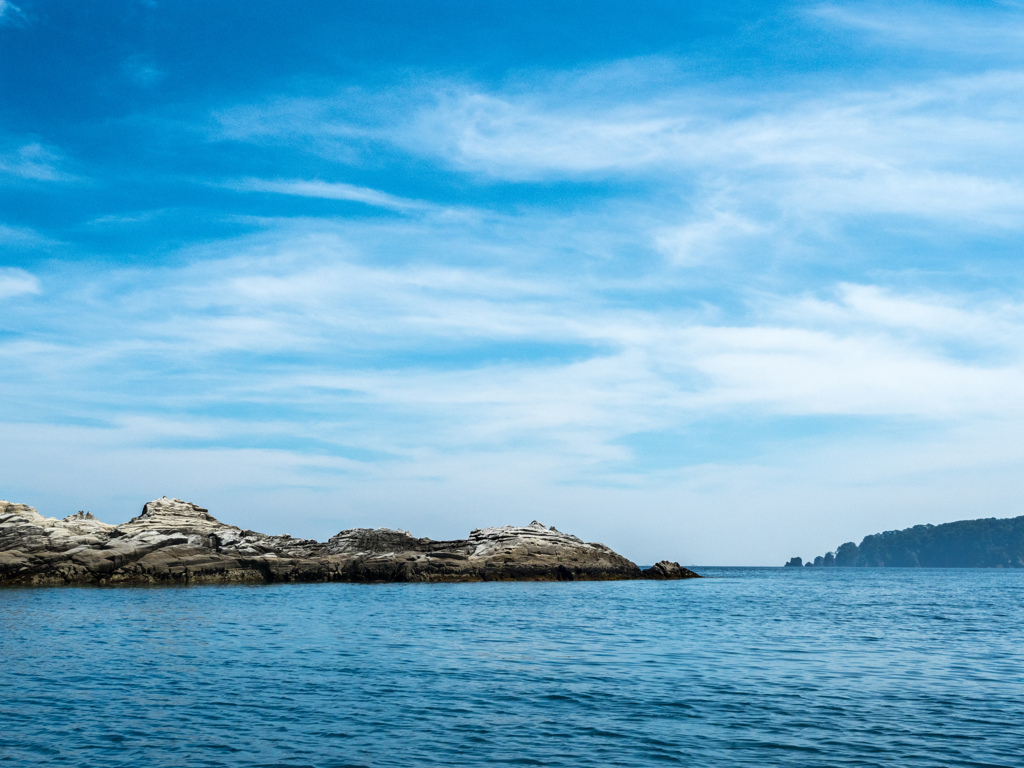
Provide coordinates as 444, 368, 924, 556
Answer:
2, 0, 1024, 565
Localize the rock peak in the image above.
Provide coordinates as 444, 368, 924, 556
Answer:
119, 497, 231, 533
0, 500, 44, 522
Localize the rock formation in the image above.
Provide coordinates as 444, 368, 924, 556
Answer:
0, 497, 701, 586
643, 560, 701, 579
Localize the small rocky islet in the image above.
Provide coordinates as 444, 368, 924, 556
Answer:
0, 496, 700, 586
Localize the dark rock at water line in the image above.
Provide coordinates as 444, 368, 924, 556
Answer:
642, 560, 701, 579
0, 497, 702, 586
784, 556, 803, 567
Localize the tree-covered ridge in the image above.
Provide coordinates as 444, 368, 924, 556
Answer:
785, 516, 1024, 568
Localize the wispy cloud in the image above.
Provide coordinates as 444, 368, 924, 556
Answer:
810, 3, 1024, 53
5, 227, 1024, 436
0, 0, 24, 25
205, 50, 1024, 279
85, 210, 169, 227
0, 223, 60, 248
226, 178, 433, 212
4, 223, 1024, 559
0, 142, 77, 182
395, 71, 1024, 228
0, 267, 41, 299
654, 211, 767, 267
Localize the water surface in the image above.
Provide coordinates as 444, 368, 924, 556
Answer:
2, 568, 1022, 767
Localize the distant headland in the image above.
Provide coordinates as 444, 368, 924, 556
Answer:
785, 515, 1024, 568
0, 497, 700, 586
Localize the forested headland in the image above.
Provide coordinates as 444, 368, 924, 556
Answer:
785, 516, 1024, 568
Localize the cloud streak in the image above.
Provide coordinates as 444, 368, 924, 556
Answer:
396, 71, 1024, 229
0, 267, 40, 299
5, 229, 1023, 437
0, 0, 24, 24
810, 3, 1024, 53
0, 142, 74, 182
226, 178, 433, 212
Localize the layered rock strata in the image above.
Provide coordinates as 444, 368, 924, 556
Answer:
0, 497, 700, 586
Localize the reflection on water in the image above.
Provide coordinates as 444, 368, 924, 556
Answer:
2, 568, 1022, 767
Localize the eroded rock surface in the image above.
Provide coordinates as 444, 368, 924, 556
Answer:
643, 560, 702, 579
0, 498, 701, 586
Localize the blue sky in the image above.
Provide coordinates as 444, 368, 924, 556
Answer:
3, 0, 1024, 564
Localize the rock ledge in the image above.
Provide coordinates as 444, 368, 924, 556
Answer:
0, 498, 701, 586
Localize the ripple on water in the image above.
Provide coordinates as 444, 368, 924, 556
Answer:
2, 569, 1024, 767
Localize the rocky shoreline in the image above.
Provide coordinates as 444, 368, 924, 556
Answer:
0, 497, 700, 586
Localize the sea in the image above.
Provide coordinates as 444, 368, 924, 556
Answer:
2, 568, 1022, 767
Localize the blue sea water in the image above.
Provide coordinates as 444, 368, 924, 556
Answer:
2, 568, 1023, 767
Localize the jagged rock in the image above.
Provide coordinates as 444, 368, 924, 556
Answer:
642, 560, 702, 580
0, 498, 702, 586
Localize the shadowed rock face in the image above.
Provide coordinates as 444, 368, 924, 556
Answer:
0, 498, 701, 586
643, 560, 702, 580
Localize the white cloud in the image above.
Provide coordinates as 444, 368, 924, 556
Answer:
4, 222, 1024, 562
677, 325, 1022, 418
0, 267, 40, 299
408, 91, 690, 178
406, 74, 1000, 174
207, 58, 1024, 258
0, 1, 24, 24
86, 210, 167, 227
389, 71, 1024, 231
209, 95, 374, 167
0, 143, 74, 182
5, 228, 1024, 433
0, 223, 60, 248
783, 284, 1024, 344
227, 178, 431, 212
654, 211, 767, 266
809, 3, 1024, 53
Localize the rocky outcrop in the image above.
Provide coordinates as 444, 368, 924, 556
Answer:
643, 560, 702, 579
0, 498, 701, 586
